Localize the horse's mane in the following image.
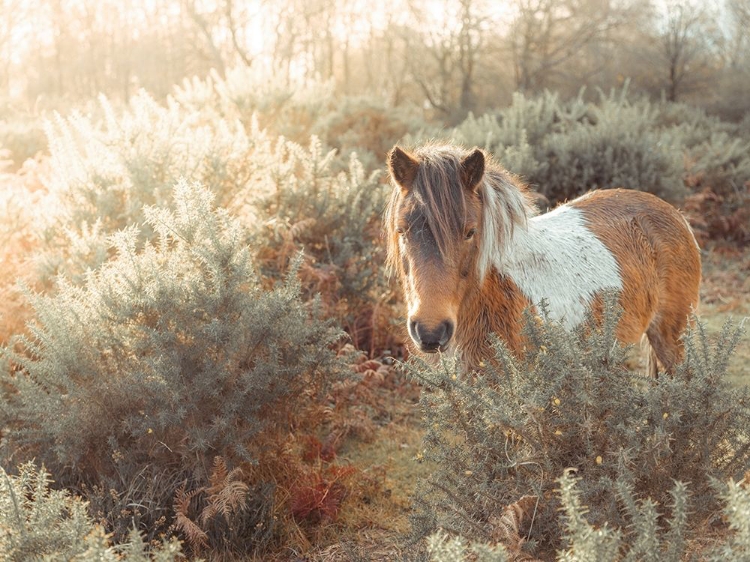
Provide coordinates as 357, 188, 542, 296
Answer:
385, 143, 537, 281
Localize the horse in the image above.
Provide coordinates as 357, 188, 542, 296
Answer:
384, 143, 701, 375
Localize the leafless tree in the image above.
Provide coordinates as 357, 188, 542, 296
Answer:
404, 0, 487, 120
658, 0, 718, 102
510, 0, 636, 92
183, 0, 227, 77
726, 0, 750, 68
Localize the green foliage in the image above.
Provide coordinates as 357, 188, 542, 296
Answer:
38, 90, 260, 282
687, 131, 750, 195
556, 470, 622, 562
640, 100, 750, 200
250, 135, 392, 351
35, 85, 394, 351
1, 181, 343, 544
539, 92, 685, 202
202, 66, 335, 144
312, 95, 427, 170
405, 295, 750, 557
451, 89, 686, 203
427, 471, 750, 562
708, 478, 750, 561
427, 531, 508, 562
453, 90, 588, 152
556, 471, 693, 562
447, 91, 747, 211
0, 462, 181, 561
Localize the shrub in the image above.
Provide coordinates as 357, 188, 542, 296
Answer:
173, 66, 336, 145
405, 296, 750, 558
37, 91, 260, 283
312, 96, 427, 171
453, 90, 588, 153
537, 93, 685, 202
450, 90, 686, 204
251, 135, 394, 353
685, 131, 750, 197
1, 181, 344, 546
450, 90, 589, 186
708, 477, 750, 561
0, 116, 47, 169
35, 87, 395, 354
0, 462, 181, 561
427, 472, 750, 561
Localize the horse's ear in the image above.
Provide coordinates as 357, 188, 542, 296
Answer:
388, 146, 419, 191
460, 148, 485, 192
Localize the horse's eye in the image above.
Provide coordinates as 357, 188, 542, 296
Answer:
396, 227, 405, 235
465, 228, 477, 240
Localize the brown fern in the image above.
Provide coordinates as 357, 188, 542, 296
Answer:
200, 456, 249, 526
289, 217, 317, 240
173, 482, 208, 551
488, 495, 541, 561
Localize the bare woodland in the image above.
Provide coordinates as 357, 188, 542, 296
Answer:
1, 0, 749, 121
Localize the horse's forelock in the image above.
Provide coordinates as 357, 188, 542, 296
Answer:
410, 146, 469, 265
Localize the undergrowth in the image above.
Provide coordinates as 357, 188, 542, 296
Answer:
406, 295, 750, 559
0, 181, 345, 554
450, 87, 750, 208
0, 462, 181, 561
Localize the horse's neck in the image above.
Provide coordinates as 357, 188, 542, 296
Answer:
455, 272, 529, 366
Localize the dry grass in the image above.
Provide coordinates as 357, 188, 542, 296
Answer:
289, 360, 429, 561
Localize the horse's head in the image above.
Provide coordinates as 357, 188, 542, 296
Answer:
385, 145, 488, 354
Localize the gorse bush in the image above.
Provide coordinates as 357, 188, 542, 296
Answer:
0, 115, 47, 169
172, 68, 427, 165
1, 181, 344, 546
555, 470, 687, 562
174, 66, 336, 144
38, 91, 259, 282
539, 92, 685, 202
453, 90, 588, 153
312, 95, 427, 170
405, 296, 750, 558
708, 477, 750, 561
0, 462, 181, 561
35, 86, 396, 352
450, 89, 687, 203
427, 471, 750, 562
251, 136, 392, 351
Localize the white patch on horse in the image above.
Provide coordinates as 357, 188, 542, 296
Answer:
494, 204, 623, 329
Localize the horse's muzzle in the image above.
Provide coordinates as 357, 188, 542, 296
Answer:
409, 319, 454, 353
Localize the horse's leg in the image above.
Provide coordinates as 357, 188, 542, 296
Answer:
646, 305, 693, 375
644, 340, 659, 378
638, 217, 701, 377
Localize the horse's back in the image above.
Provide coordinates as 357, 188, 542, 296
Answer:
571, 189, 701, 368
570, 189, 700, 277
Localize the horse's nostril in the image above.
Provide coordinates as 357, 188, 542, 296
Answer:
411, 320, 454, 352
